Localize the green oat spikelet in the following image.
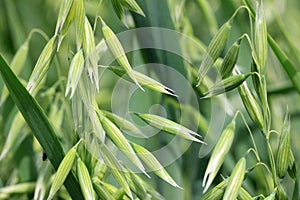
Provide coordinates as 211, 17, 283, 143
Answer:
254, 0, 268, 74
99, 144, 133, 200
201, 180, 226, 200
197, 19, 233, 86
98, 114, 146, 175
238, 187, 253, 200
134, 113, 204, 143
203, 73, 251, 98
276, 112, 291, 178
111, 0, 125, 25
219, 37, 242, 78
65, 50, 85, 98
27, 36, 57, 94
236, 70, 264, 130
120, 0, 145, 17
83, 17, 99, 90
77, 157, 96, 200
223, 157, 246, 200
101, 18, 144, 91
75, 0, 85, 50
203, 118, 235, 193
47, 142, 80, 200
131, 142, 181, 188
108, 65, 176, 96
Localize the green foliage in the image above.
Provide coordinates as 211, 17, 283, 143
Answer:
0, 0, 300, 199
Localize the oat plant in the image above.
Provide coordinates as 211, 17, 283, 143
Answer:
0, 0, 300, 199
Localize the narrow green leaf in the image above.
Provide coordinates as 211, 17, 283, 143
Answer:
0, 54, 83, 200
268, 35, 300, 94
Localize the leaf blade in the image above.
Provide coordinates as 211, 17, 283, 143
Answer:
0, 54, 83, 200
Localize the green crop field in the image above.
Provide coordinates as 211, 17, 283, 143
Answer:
0, 0, 300, 199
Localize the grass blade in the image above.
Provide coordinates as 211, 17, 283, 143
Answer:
267, 35, 300, 94
0, 54, 83, 200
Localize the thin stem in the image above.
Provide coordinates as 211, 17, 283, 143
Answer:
245, 147, 260, 163
266, 136, 277, 186
28, 28, 50, 42
247, 161, 272, 177
236, 110, 261, 162
93, 0, 104, 32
